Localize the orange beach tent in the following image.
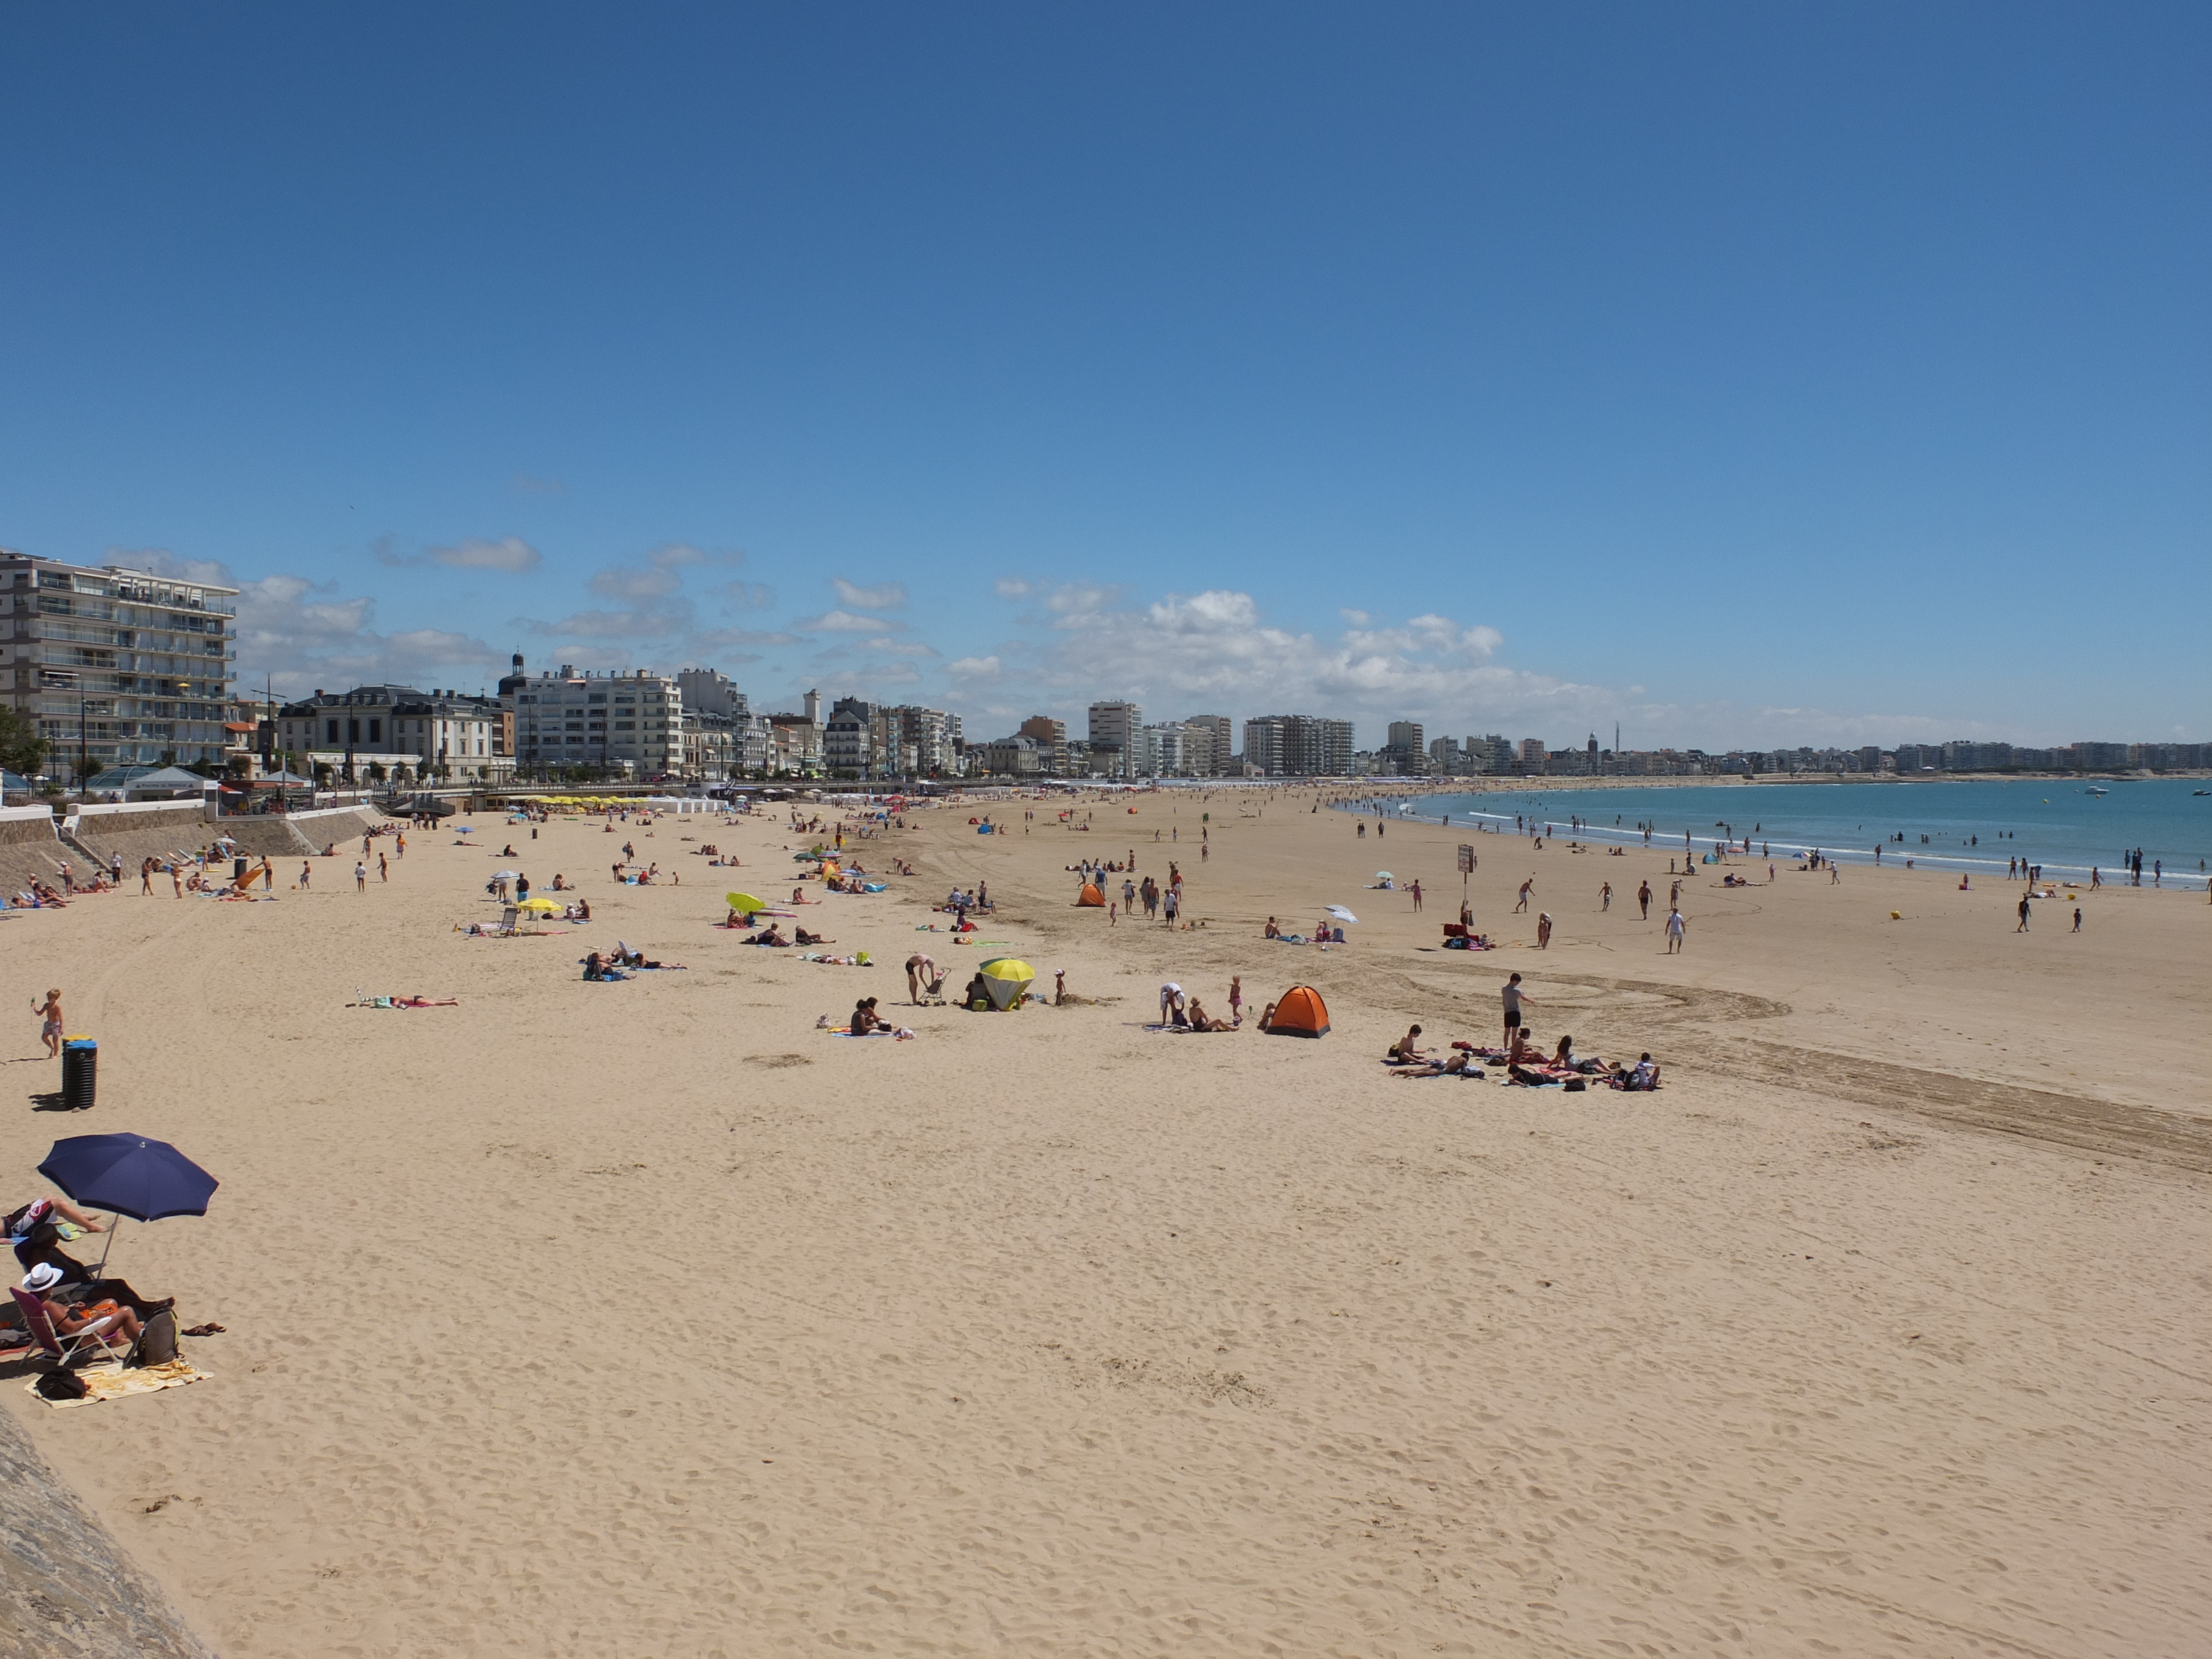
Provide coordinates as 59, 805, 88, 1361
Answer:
1076, 883, 1105, 907
1267, 984, 1329, 1038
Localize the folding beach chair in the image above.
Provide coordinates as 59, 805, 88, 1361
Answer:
9, 1286, 130, 1368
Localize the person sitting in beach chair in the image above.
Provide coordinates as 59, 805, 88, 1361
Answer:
13, 1264, 144, 1361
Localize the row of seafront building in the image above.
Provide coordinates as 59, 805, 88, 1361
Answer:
3, 552, 2203, 786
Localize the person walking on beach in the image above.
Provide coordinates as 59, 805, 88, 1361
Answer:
2072, 906, 2082, 932
299, 861, 311, 890
355, 860, 367, 892
1501, 973, 1531, 1045
1600, 881, 1612, 912
396, 830, 405, 859
1537, 912, 1553, 949
1665, 909, 1686, 953
33, 989, 64, 1060
378, 852, 388, 883
1515, 878, 1533, 913
1228, 975, 1243, 1027
2016, 893, 2031, 932
1410, 878, 1422, 913
1637, 880, 1651, 920
1162, 886, 1179, 926
139, 859, 153, 895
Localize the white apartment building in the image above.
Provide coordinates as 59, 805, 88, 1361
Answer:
1, 551, 239, 774
513, 666, 684, 776
1088, 700, 1141, 779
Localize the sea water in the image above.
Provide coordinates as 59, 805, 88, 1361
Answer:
1353, 778, 2212, 889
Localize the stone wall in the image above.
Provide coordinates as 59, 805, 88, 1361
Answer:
0, 1404, 214, 1657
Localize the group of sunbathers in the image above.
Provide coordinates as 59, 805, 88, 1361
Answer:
581, 945, 684, 979
1385, 1024, 1660, 1089
2, 1197, 180, 1359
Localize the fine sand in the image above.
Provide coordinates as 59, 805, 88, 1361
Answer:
4, 790, 2209, 1657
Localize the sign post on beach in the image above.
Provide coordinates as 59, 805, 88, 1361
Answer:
1458, 842, 1474, 902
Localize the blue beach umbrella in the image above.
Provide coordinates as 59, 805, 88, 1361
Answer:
38, 1133, 219, 1275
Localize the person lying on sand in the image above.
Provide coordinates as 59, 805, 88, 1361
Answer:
1391, 1050, 1483, 1079
794, 926, 833, 946
745, 925, 791, 947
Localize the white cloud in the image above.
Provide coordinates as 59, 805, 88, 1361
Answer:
793, 609, 900, 633
139, 557, 505, 697
994, 577, 1031, 598
1008, 587, 1618, 735
832, 577, 907, 610
948, 655, 1003, 679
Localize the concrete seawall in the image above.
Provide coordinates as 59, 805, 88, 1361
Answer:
0, 1404, 214, 1658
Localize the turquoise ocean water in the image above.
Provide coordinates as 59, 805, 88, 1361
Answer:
1347, 778, 2212, 889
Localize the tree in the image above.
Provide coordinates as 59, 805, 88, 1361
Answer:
0, 705, 47, 777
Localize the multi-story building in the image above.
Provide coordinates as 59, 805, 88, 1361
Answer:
1517, 737, 1548, 775
974, 734, 1046, 776
1184, 714, 1233, 776
1379, 721, 1427, 775
1242, 715, 1354, 777
889, 705, 959, 776
1018, 715, 1069, 775
511, 666, 684, 777
1139, 722, 1192, 778
823, 697, 880, 777
764, 691, 824, 776
274, 685, 508, 779
1088, 701, 1142, 779
2069, 742, 2130, 770
1, 551, 239, 775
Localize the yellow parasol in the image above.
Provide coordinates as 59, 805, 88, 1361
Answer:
974, 958, 1036, 1010
726, 891, 768, 915
516, 896, 562, 913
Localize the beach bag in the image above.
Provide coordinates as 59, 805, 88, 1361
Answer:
1564, 1078, 1587, 1092
131, 1309, 179, 1368
35, 1368, 89, 1401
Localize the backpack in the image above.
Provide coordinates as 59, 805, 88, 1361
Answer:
131, 1309, 179, 1368
34, 1368, 90, 1401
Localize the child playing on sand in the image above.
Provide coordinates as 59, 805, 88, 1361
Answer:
33, 989, 64, 1059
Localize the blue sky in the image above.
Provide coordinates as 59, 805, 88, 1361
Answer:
3, 4, 2206, 749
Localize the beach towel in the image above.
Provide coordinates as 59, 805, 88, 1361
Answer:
25, 1358, 209, 1409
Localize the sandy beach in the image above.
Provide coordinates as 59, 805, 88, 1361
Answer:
4, 789, 2209, 1657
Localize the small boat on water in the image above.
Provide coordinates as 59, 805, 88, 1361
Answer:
2083, 786, 2109, 797
2195, 789, 2209, 797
